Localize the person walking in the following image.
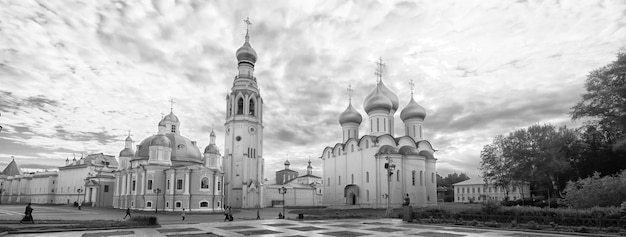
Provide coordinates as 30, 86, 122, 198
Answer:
223, 206, 229, 222
123, 207, 131, 219
181, 208, 186, 221
20, 203, 35, 224
78, 201, 82, 210
228, 206, 233, 221
256, 209, 261, 220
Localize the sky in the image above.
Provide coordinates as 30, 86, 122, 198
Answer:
1, 0, 625, 179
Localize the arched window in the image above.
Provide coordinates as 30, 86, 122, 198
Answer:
397, 170, 400, 182
237, 98, 244, 114
172, 125, 176, 133
351, 174, 354, 184
201, 177, 209, 189
200, 201, 209, 207
367, 190, 370, 201
146, 201, 152, 207
420, 171, 423, 186
365, 140, 369, 148
175, 201, 182, 208
366, 172, 369, 183
412, 171, 416, 186
351, 144, 354, 152
249, 99, 255, 116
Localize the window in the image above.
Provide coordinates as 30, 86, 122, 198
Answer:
367, 190, 370, 201
146, 201, 152, 207
201, 177, 209, 189
249, 99, 255, 116
172, 125, 176, 133
472, 188, 475, 193
52, 188, 54, 193
427, 196, 430, 201
237, 98, 244, 114
351, 174, 354, 184
175, 201, 182, 208
166, 202, 169, 208
420, 171, 423, 186
397, 170, 400, 182
176, 179, 183, 190
377, 118, 380, 131
104, 185, 109, 192
200, 201, 209, 207
366, 172, 369, 183
167, 180, 170, 190
132, 180, 136, 191
147, 180, 153, 190
432, 173, 434, 183
217, 181, 221, 191
338, 176, 341, 185
351, 144, 354, 152
412, 171, 416, 186
366, 140, 369, 148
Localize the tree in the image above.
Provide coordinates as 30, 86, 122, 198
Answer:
564, 170, 626, 208
572, 51, 626, 150
437, 172, 470, 202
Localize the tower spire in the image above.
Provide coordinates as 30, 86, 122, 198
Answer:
169, 98, 176, 112
374, 57, 385, 84
244, 17, 252, 43
347, 84, 354, 103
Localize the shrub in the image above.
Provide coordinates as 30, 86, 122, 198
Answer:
564, 171, 626, 208
525, 220, 540, 230
575, 226, 589, 233
130, 216, 159, 226
481, 201, 500, 214
510, 220, 518, 228
471, 219, 479, 226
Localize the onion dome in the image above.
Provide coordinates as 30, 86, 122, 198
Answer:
339, 102, 362, 125
158, 120, 166, 127
400, 97, 427, 121
236, 33, 257, 64
119, 148, 134, 157
163, 111, 179, 123
284, 159, 290, 166
204, 144, 219, 154
150, 134, 171, 147
125, 136, 132, 142
135, 133, 203, 162
363, 86, 393, 114
378, 81, 399, 111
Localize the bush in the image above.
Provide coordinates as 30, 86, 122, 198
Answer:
564, 170, 626, 208
525, 220, 540, 230
129, 216, 159, 226
482, 201, 500, 214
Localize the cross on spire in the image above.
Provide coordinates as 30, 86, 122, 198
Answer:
244, 17, 252, 42
347, 84, 354, 103
374, 57, 385, 84
169, 98, 176, 112
160, 112, 165, 119
409, 79, 415, 97
127, 130, 131, 137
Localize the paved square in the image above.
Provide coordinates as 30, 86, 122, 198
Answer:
328, 224, 362, 228
236, 229, 282, 236
412, 232, 465, 237
507, 234, 555, 237
216, 225, 255, 230
82, 230, 135, 237
157, 228, 202, 233
366, 227, 404, 232
287, 226, 326, 231
265, 223, 297, 227
165, 233, 223, 237
321, 230, 371, 236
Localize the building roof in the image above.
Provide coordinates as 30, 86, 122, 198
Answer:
1, 158, 23, 176
452, 179, 485, 186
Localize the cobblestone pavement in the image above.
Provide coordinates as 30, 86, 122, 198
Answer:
10, 218, 587, 237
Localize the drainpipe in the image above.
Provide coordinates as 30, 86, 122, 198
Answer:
188, 168, 192, 212
172, 169, 176, 211
212, 171, 216, 211
142, 165, 147, 210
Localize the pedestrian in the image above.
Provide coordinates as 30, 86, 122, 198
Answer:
228, 206, 233, 221
256, 209, 261, 220
20, 203, 35, 224
278, 212, 283, 219
78, 201, 82, 210
123, 207, 131, 219
223, 206, 229, 222
181, 208, 186, 221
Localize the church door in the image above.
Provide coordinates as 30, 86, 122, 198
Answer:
351, 194, 356, 205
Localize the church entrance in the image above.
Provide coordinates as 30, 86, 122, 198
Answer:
344, 185, 359, 205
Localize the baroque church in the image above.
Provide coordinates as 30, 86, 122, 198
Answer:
321, 60, 438, 207
113, 19, 265, 211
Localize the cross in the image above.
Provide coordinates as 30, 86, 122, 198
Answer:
169, 98, 175, 112
160, 112, 165, 118
127, 130, 131, 137
347, 84, 354, 102
374, 57, 385, 84
409, 79, 415, 96
244, 17, 252, 32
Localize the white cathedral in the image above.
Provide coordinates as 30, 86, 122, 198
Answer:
321, 70, 437, 207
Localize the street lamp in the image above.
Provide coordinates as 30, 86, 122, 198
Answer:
154, 188, 161, 213
278, 186, 287, 219
384, 156, 396, 217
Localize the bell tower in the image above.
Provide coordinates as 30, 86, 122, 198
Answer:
223, 17, 265, 208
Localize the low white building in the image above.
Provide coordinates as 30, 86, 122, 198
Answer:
264, 160, 323, 207
453, 178, 530, 203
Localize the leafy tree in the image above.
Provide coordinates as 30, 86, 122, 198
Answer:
436, 172, 470, 202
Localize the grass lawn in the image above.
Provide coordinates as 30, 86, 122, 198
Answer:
0, 216, 159, 233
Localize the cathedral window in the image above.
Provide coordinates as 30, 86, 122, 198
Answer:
104, 185, 109, 192
172, 125, 176, 133
217, 181, 221, 191
412, 171, 416, 186
365, 140, 369, 148
351, 145, 354, 152
366, 172, 369, 183
175, 201, 182, 208
132, 180, 136, 191
237, 98, 244, 114
397, 170, 400, 182
384, 119, 386, 132
147, 180, 153, 190
420, 171, 423, 186
351, 174, 354, 184
249, 99, 255, 116
146, 201, 152, 207
167, 180, 170, 190
200, 201, 209, 207
367, 190, 370, 201
338, 176, 341, 185
413, 125, 416, 137
176, 179, 183, 190
201, 177, 209, 189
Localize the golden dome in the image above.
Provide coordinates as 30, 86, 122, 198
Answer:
163, 112, 179, 123
150, 134, 171, 147
400, 97, 427, 121
363, 86, 392, 114
236, 33, 257, 64
339, 102, 362, 125
135, 134, 203, 162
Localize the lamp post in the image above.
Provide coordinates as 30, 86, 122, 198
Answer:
278, 186, 287, 219
154, 188, 161, 213
384, 156, 396, 217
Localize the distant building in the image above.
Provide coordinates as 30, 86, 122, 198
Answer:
264, 160, 323, 207
57, 153, 118, 205
452, 179, 530, 203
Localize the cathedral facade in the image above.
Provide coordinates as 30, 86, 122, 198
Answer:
321, 74, 437, 208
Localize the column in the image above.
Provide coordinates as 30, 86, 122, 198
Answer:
170, 173, 175, 195
184, 171, 190, 195
141, 171, 146, 195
